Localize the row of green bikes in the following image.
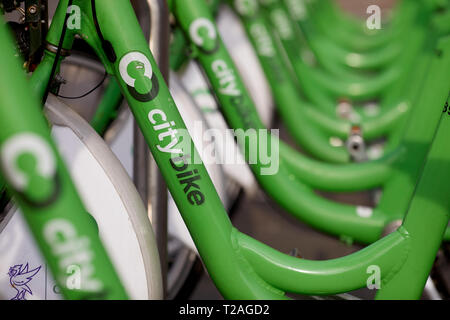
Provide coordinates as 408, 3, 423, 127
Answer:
0, 0, 449, 300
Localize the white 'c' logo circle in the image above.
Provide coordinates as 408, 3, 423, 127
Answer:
119, 52, 153, 88
189, 18, 217, 48
0, 133, 56, 191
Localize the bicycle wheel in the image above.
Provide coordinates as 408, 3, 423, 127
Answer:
0, 96, 162, 300
58, 52, 204, 299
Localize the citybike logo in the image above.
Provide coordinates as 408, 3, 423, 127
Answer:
212, 60, 241, 96
43, 219, 104, 293
0, 133, 60, 207
0, 134, 105, 294
148, 109, 182, 154
119, 51, 178, 154
233, 0, 258, 17
119, 52, 159, 102
170, 154, 205, 206
249, 23, 276, 57
189, 18, 219, 54
209, 59, 279, 175
118, 51, 206, 206
149, 110, 206, 205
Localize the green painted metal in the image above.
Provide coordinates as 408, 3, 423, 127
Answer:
170, 0, 450, 244
3, 0, 449, 300
265, 0, 434, 109
173, 1, 448, 298
0, 13, 128, 300
377, 95, 450, 299
237, 228, 409, 295
226, 0, 430, 163
90, 77, 123, 135
167, 0, 450, 298
168, 1, 445, 167
297, 0, 425, 53
166, 0, 450, 294
292, 0, 420, 67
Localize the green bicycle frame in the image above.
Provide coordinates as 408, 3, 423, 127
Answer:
82, 0, 450, 245
306, 0, 446, 53
169, 0, 450, 243
0, 17, 128, 300
169, 1, 444, 167
295, 0, 421, 68
266, 0, 435, 106
24, 0, 450, 299
226, 0, 436, 163
267, 0, 432, 102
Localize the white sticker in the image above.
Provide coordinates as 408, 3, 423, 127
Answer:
357, 206, 373, 218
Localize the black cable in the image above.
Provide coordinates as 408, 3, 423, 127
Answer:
91, 0, 116, 63
56, 70, 108, 99
42, 0, 73, 105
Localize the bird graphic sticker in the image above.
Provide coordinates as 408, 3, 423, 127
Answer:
8, 263, 41, 300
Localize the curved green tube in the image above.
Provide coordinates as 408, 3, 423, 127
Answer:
0, 11, 128, 300
237, 228, 409, 295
